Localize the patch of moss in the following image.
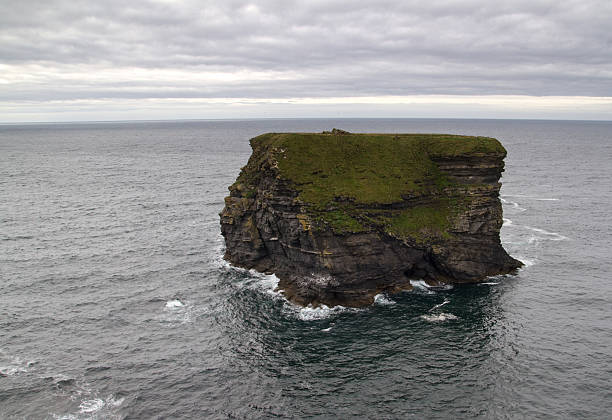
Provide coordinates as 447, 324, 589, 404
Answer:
311, 209, 368, 234
384, 200, 453, 243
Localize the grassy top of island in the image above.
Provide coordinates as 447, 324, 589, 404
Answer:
234, 131, 506, 242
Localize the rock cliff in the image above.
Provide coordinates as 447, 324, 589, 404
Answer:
220, 130, 522, 307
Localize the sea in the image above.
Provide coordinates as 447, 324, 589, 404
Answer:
1, 118, 611, 419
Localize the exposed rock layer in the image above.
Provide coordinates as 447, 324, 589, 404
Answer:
220, 131, 522, 307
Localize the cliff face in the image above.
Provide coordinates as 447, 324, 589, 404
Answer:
220, 131, 522, 307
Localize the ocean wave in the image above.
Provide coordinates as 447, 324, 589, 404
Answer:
502, 218, 568, 243
502, 194, 559, 201
79, 396, 124, 414
286, 303, 362, 321
0, 350, 35, 377
420, 313, 458, 322
410, 280, 453, 293
222, 263, 361, 320
165, 299, 184, 309
52, 394, 124, 420
501, 198, 527, 212
158, 299, 207, 324
374, 293, 396, 305
409, 280, 434, 293
522, 225, 569, 241
429, 298, 450, 311
515, 256, 536, 267
248, 271, 282, 293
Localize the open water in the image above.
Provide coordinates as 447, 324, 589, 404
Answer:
1, 118, 611, 419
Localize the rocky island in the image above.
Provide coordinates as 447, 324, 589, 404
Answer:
220, 129, 522, 307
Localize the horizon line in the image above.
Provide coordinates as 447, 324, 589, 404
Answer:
2, 116, 612, 125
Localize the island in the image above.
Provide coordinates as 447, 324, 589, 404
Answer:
220, 129, 522, 307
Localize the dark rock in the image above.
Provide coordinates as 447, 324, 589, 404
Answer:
220, 132, 522, 307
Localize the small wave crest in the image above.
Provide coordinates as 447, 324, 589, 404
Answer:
420, 313, 458, 322
0, 350, 35, 377
429, 298, 450, 311
410, 280, 453, 293
159, 298, 207, 324
501, 198, 527, 212
79, 396, 124, 414
223, 261, 282, 294
502, 194, 559, 201
410, 280, 433, 293
502, 216, 568, 268
53, 394, 124, 420
374, 293, 396, 305
515, 256, 536, 267
165, 299, 184, 309
288, 303, 361, 321
523, 225, 568, 241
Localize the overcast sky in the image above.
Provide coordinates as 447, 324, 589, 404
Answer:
2, 0, 611, 122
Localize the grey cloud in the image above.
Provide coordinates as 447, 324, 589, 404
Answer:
1, 0, 612, 101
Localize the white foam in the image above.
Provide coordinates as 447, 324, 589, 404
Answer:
503, 218, 568, 251
430, 298, 450, 311
502, 194, 559, 201
225, 266, 361, 320
523, 225, 569, 241
320, 327, 332, 332
501, 198, 526, 212
158, 299, 207, 325
296, 304, 352, 321
249, 272, 281, 291
374, 293, 396, 305
409, 279, 452, 292
410, 280, 432, 291
0, 364, 29, 376
78, 395, 124, 417
0, 351, 33, 376
165, 299, 184, 309
281, 301, 361, 321
516, 256, 536, 267
79, 398, 105, 414
223, 263, 284, 301
479, 282, 499, 285
53, 392, 124, 420
420, 313, 458, 322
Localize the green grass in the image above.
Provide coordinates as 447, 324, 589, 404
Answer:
311, 209, 368, 233
234, 132, 505, 240
384, 200, 453, 243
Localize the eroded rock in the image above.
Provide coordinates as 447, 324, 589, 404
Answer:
220, 130, 522, 307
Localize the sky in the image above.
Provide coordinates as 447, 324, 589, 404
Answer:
1, 0, 612, 122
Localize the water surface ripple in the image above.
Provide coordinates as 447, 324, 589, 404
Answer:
1, 119, 611, 419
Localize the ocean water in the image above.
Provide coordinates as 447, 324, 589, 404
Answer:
1, 118, 611, 419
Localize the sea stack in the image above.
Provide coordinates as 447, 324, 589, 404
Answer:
220, 129, 522, 307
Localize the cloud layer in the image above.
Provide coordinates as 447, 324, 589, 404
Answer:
1, 0, 611, 120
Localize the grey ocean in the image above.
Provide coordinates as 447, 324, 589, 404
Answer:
1, 119, 611, 419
